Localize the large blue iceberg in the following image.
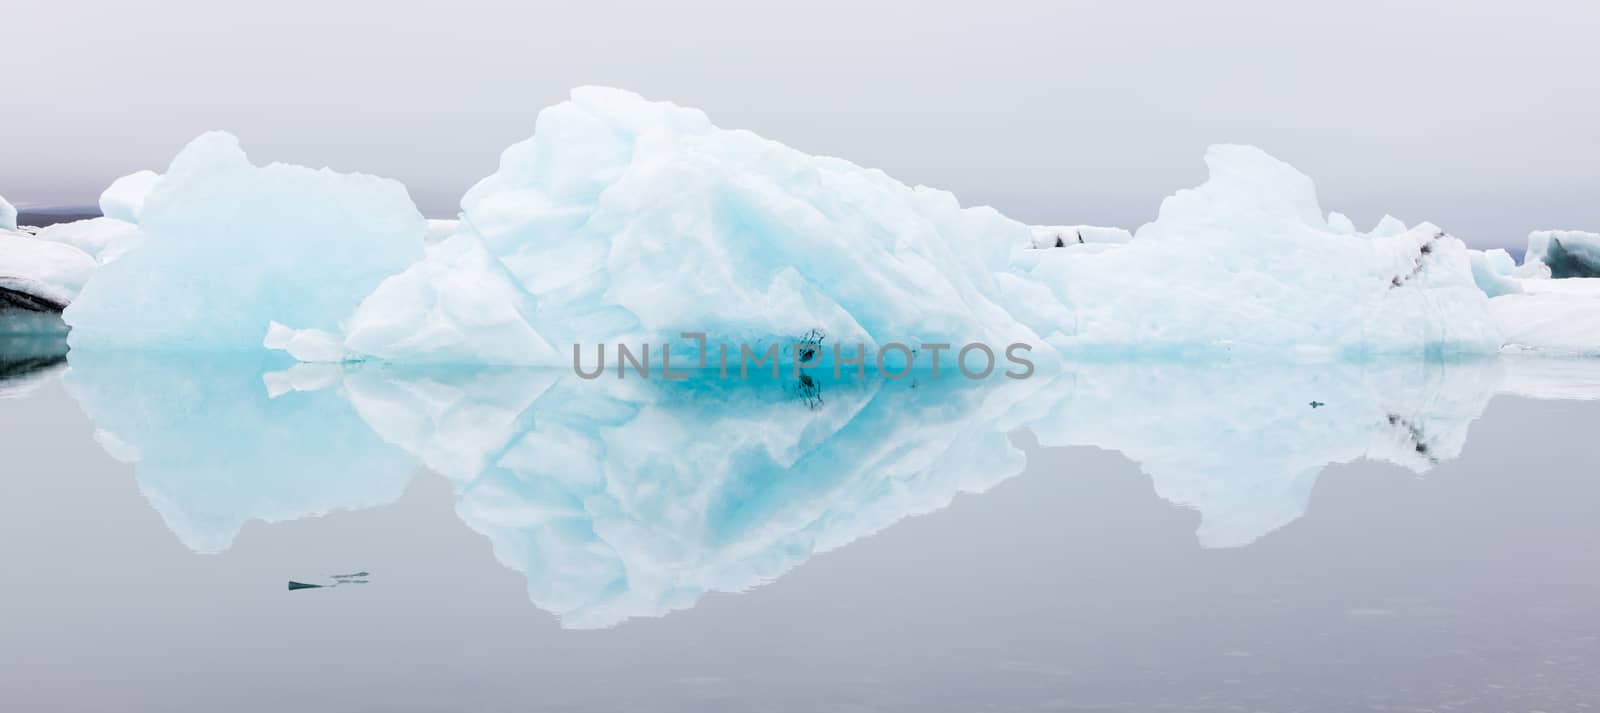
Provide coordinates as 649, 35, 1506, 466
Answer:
4, 88, 1593, 359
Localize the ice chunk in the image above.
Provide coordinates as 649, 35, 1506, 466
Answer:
1369, 214, 1409, 238
337, 232, 560, 365
0, 193, 15, 231
455, 87, 1044, 363
1468, 249, 1522, 297
424, 218, 458, 244
1027, 224, 1132, 249
99, 170, 161, 223
0, 231, 97, 314
63, 131, 426, 352
1524, 230, 1600, 278
1490, 278, 1600, 355
262, 321, 345, 363
31, 217, 143, 263
1009, 145, 1501, 357
1326, 211, 1357, 235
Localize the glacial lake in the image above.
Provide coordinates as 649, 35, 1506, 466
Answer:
2, 346, 1598, 712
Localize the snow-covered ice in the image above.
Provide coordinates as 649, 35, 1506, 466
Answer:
63, 131, 427, 351
0, 231, 97, 314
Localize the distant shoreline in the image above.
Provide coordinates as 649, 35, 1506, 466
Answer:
16, 207, 100, 228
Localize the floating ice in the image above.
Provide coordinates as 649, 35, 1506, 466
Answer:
338, 232, 560, 365
1469, 248, 1522, 297
0, 193, 15, 231
1008, 146, 1501, 357
262, 321, 345, 363
99, 170, 161, 223
31, 217, 143, 264
1027, 224, 1132, 249
1490, 278, 1600, 355
440, 86, 1042, 364
272, 90, 1506, 366
0, 231, 96, 314
64, 131, 427, 351
1524, 230, 1600, 279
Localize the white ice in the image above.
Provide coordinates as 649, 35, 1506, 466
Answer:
0, 231, 96, 312
99, 170, 161, 224
63, 131, 427, 351
1490, 277, 1600, 355
32, 217, 143, 264
1008, 146, 1501, 358
268, 89, 1510, 365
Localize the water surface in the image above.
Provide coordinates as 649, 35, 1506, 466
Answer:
1, 353, 1596, 711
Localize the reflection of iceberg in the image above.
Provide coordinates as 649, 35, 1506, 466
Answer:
1024, 360, 1499, 547
0, 330, 69, 399
63, 353, 417, 553
68, 349, 1529, 627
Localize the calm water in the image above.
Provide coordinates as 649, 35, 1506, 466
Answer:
1, 348, 1598, 712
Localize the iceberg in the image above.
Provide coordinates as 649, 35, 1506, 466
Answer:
433, 86, 1042, 365
270, 89, 1503, 366
1524, 230, 1600, 279
1469, 248, 1522, 297
1490, 277, 1600, 355
63, 131, 427, 351
32, 217, 143, 264
1008, 146, 1501, 358
0, 231, 96, 315
1027, 224, 1132, 249
99, 170, 161, 224
0, 193, 15, 231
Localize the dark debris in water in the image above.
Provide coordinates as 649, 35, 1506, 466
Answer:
288, 572, 372, 591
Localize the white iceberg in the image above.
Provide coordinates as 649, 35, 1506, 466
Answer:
31, 217, 143, 264
99, 170, 161, 224
1490, 277, 1600, 355
64, 131, 427, 351
0, 231, 96, 315
1008, 146, 1501, 358
272, 90, 1506, 366
1027, 224, 1132, 249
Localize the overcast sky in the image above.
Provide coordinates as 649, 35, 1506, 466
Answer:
3, 0, 1596, 247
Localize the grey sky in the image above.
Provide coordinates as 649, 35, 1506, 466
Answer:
3, 0, 1597, 248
